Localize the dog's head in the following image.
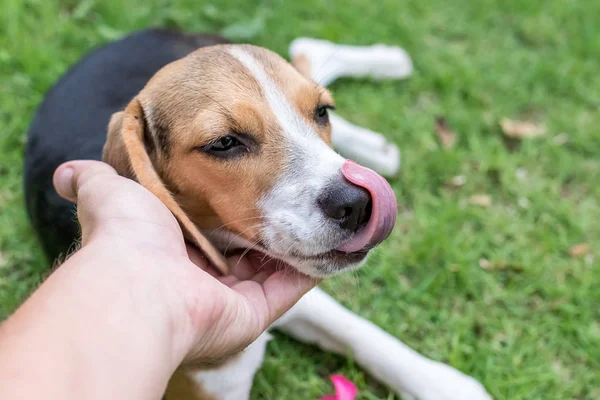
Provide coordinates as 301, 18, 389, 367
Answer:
103, 44, 397, 277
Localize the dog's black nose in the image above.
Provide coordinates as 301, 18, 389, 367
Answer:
318, 179, 372, 232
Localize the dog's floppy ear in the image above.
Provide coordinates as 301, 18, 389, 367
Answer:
102, 98, 229, 274
104, 111, 132, 178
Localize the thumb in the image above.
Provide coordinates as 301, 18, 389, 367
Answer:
53, 161, 124, 245
53, 160, 118, 203
53, 160, 184, 249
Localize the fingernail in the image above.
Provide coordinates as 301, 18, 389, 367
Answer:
56, 166, 75, 199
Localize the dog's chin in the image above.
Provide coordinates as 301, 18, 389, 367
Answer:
204, 228, 371, 278
240, 246, 370, 279
278, 249, 370, 278
227, 247, 370, 278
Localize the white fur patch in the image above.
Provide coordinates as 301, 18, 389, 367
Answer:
227, 47, 347, 277
190, 333, 272, 400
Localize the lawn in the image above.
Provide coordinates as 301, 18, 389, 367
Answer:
1, 0, 599, 399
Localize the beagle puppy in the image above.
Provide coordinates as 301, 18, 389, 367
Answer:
24, 29, 491, 400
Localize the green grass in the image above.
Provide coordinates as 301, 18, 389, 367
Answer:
1, 0, 599, 399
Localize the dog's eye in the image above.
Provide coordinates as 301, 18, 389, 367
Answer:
198, 134, 251, 159
315, 105, 335, 125
210, 136, 241, 151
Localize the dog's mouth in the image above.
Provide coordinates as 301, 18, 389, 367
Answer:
203, 233, 370, 272
276, 246, 371, 264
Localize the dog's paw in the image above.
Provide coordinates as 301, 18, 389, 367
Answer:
365, 44, 413, 80
289, 37, 413, 86
396, 360, 492, 400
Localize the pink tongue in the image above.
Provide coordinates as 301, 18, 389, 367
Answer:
336, 160, 398, 253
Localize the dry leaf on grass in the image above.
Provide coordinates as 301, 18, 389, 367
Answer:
435, 117, 457, 149
479, 258, 524, 272
552, 361, 573, 383
515, 168, 528, 181
479, 258, 492, 270
0, 190, 14, 208
500, 118, 545, 139
552, 133, 569, 146
568, 243, 589, 258
560, 185, 572, 199
518, 197, 530, 209
445, 175, 466, 189
470, 194, 492, 207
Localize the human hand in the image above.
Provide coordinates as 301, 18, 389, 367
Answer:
52, 160, 318, 366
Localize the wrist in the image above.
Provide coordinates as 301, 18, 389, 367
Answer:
73, 239, 195, 369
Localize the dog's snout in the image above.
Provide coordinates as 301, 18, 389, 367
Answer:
318, 179, 372, 232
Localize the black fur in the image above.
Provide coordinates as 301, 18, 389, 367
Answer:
24, 28, 229, 264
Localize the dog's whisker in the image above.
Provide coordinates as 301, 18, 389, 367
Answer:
273, 242, 300, 280
202, 92, 234, 120
305, 47, 343, 89
231, 235, 265, 273
207, 216, 264, 239
313, 64, 357, 87
223, 223, 268, 255
254, 236, 288, 271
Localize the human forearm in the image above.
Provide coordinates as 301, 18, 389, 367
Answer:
0, 243, 182, 400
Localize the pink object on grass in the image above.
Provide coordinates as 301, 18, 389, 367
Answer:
319, 375, 358, 400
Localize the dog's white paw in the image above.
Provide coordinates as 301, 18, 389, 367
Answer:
289, 37, 413, 86
365, 44, 414, 80
395, 360, 492, 400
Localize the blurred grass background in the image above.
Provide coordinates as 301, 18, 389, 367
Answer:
1, 0, 599, 399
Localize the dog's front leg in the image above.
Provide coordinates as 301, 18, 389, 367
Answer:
273, 287, 491, 400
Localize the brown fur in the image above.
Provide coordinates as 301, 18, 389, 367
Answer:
165, 369, 216, 400
103, 97, 229, 273
165, 355, 243, 399
291, 54, 312, 81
